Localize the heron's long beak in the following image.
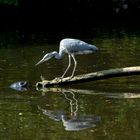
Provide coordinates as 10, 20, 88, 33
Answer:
35, 59, 45, 66
35, 52, 54, 66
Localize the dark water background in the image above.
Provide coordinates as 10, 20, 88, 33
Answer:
0, 29, 140, 140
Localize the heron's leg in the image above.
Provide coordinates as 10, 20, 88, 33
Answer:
61, 54, 71, 78
70, 54, 77, 79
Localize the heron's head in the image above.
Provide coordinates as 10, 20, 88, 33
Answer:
35, 52, 54, 66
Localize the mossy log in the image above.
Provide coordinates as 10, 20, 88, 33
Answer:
36, 66, 140, 88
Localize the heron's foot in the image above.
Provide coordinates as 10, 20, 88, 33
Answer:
53, 77, 63, 82
68, 75, 74, 80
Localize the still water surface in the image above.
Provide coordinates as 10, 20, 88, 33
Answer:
0, 32, 140, 140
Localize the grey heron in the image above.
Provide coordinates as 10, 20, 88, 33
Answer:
36, 38, 98, 79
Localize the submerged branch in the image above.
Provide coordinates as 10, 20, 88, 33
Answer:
36, 66, 140, 88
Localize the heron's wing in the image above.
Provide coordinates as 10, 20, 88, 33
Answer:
68, 41, 94, 54
60, 38, 97, 54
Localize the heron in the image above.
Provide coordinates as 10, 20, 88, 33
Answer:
36, 38, 98, 79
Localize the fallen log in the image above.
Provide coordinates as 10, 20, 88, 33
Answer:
36, 66, 140, 88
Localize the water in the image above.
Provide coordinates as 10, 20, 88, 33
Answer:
0, 32, 140, 140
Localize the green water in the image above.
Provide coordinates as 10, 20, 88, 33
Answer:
0, 32, 140, 140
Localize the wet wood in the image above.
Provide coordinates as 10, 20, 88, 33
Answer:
36, 66, 140, 88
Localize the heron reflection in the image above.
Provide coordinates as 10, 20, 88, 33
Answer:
38, 88, 101, 131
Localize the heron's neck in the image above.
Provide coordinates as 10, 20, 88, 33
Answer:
52, 51, 63, 59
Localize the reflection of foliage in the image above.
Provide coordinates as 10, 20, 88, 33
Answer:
0, 0, 18, 5
102, 99, 140, 140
